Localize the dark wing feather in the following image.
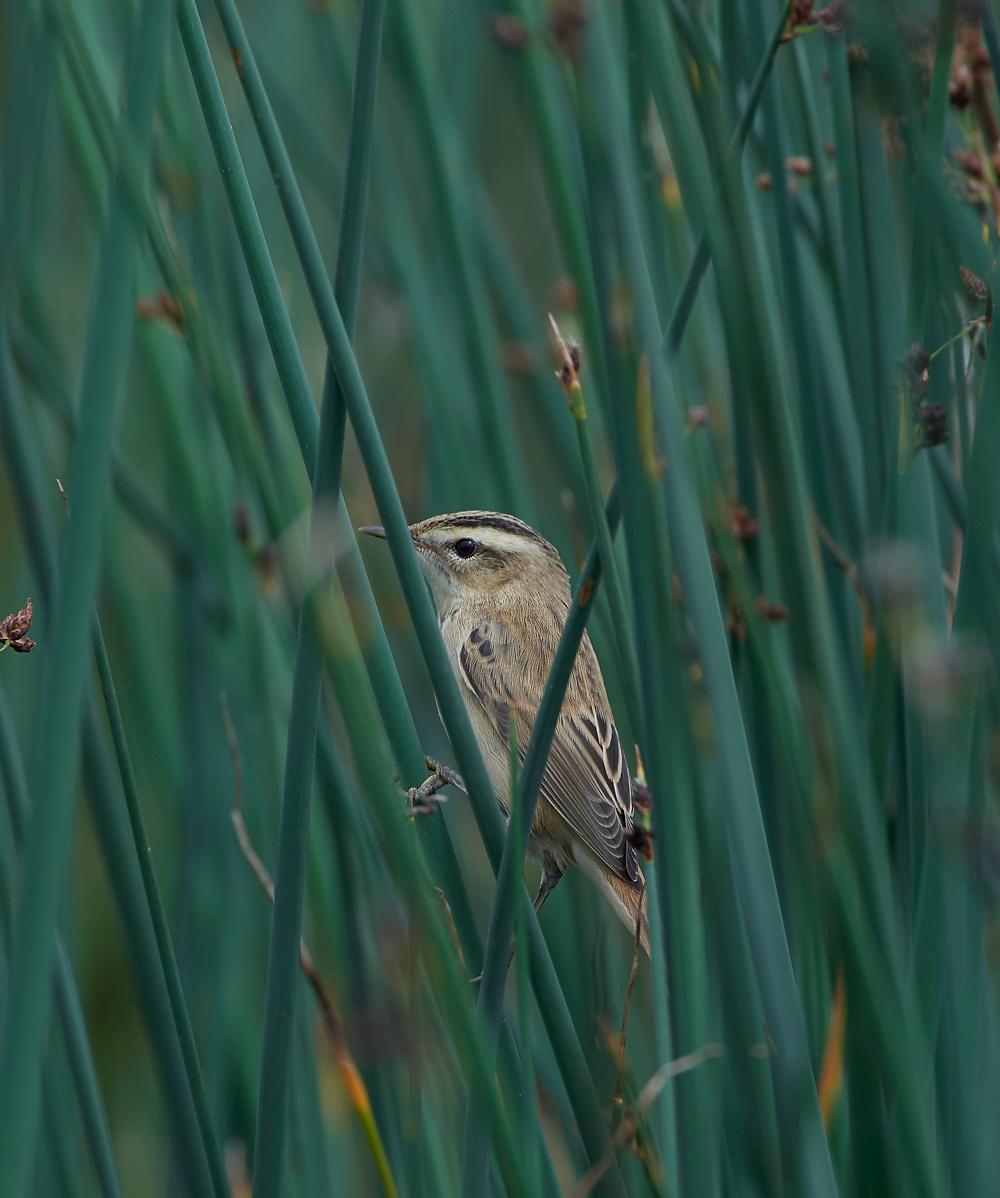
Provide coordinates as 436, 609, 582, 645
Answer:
544, 709, 638, 885
457, 620, 637, 886
458, 627, 512, 745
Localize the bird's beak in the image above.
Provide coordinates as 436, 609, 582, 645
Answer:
359, 525, 427, 552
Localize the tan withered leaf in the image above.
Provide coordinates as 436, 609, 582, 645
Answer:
960, 265, 988, 304
0, 598, 35, 653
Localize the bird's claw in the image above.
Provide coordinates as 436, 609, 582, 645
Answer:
405, 759, 465, 817
424, 756, 466, 793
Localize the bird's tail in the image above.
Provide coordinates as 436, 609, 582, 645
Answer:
620, 877, 651, 957
572, 844, 651, 955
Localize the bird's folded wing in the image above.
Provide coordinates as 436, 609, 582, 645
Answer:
458, 621, 638, 886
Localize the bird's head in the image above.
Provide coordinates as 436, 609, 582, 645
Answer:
360, 511, 569, 614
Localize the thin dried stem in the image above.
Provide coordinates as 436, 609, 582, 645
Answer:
813, 515, 875, 660
219, 692, 400, 1198
612, 883, 644, 1109
570, 1043, 726, 1197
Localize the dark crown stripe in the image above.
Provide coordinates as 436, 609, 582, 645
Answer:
425, 512, 560, 557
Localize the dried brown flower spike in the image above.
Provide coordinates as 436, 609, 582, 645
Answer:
731, 505, 761, 544
960, 264, 988, 304
549, 0, 587, 62
0, 598, 36, 653
488, 13, 529, 51
915, 403, 949, 449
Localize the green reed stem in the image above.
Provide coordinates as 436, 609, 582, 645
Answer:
176, 2, 625, 1183
176, 2, 318, 483
0, 52, 218, 1193
391, 0, 531, 517
51, 940, 125, 1198
181, 7, 557, 1186
91, 620, 230, 1198
178, 4, 536, 1188
510, 723, 540, 1195
8, 315, 226, 617
317, 581, 531, 1197
0, 681, 125, 1198
461, 479, 623, 1196
44, 0, 288, 533
562, 355, 644, 739
0, 0, 172, 1189
253, 615, 324, 1198
591, 1, 839, 1191
660, 0, 793, 362
669, 3, 942, 1190
0, 321, 216, 1198
504, 0, 613, 422
221, 0, 384, 1188
574, 32, 724, 1194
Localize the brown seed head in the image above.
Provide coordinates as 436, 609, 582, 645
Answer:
233, 501, 253, 547
557, 340, 582, 389
136, 289, 184, 331
756, 597, 789, 622
955, 149, 985, 179
847, 42, 869, 67
685, 405, 711, 431
789, 0, 813, 25
960, 265, 988, 304
1, 598, 35, 653
816, 1, 846, 32
488, 13, 529, 51
915, 403, 948, 449
625, 823, 654, 862
549, 0, 588, 62
731, 505, 760, 544
950, 63, 974, 109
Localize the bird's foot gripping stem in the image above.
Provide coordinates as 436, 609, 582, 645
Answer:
406, 756, 466, 816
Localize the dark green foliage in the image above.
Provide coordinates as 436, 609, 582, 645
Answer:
0, 0, 999, 1195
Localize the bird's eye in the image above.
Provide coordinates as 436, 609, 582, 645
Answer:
454, 538, 477, 559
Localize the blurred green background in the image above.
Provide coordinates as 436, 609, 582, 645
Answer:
1, 0, 999, 1195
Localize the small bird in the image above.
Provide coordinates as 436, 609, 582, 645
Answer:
362, 510, 648, 953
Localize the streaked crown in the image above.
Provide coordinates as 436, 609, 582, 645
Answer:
406, 510, 568, 612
